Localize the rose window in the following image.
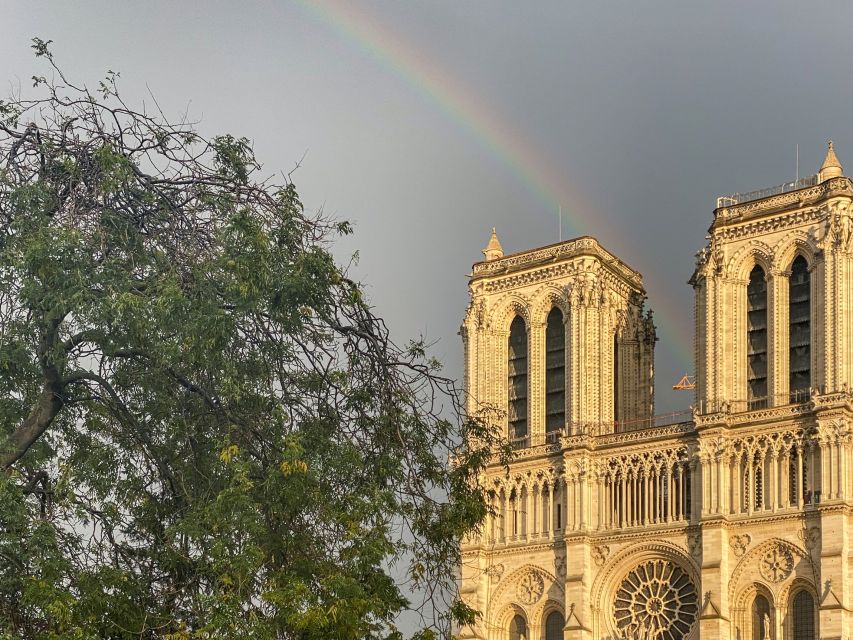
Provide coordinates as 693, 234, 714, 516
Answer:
515, 569, 544, 605
758, 545, 794, 583
613, 559, 698, 640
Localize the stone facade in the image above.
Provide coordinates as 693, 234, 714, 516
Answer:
459, 144, 853, 640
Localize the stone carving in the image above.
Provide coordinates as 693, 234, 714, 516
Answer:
798, 527, 820, 551
592, 545, 610, 567
555, 555, 567, 577
613, 560, 698, 640
486, 563, 504, 583
688, 532, 702, 559
759, 544, 794, 583
516, 568, 545, 605
730, 534, 751, 557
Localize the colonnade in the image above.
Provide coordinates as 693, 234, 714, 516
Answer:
487, 480, 567, 544
696, 427, 853, 517
599, 461, 691, 529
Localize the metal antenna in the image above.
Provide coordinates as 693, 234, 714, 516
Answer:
796, 143, 799, 181
558, 204, 562, 242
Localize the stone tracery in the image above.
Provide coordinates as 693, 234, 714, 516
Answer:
613, 560, 698, 640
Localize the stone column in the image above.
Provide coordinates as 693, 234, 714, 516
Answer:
733, 454, 742, 515
780, 450, 790, 509
768, 450, 777, 512
769, 268, 789, 405
797, 445, 805, 508
529, 321, 546, 445
548, 482, 555, 539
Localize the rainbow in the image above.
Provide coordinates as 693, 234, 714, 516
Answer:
293, 0, 693, 373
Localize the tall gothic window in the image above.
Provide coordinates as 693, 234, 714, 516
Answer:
789, 446, 809, 505
509, 614, 527, 640
613, 332, 620, 428
508, 316, 528, 444
545, 307, 566, 436
792, 591, 815, 640
789, 256, 811, 399
754, 465, 763, 510
747, 265, 768, 408
545, 612, 565, 640
752, 594, 771, 640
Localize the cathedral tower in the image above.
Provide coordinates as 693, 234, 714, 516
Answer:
461, 234, 655, 444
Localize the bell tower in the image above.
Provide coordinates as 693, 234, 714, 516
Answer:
691, 142, 853, 411
458, 233, 656, 640
461, 233, 655, 442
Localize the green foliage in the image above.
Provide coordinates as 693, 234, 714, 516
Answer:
0, 41, 505, 639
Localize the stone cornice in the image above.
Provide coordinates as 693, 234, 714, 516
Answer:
714, 205, 826, 243
713, 177, 853, 227
470, 236, 644, 291
593, 422, 695, 448
462, 539, 566, 558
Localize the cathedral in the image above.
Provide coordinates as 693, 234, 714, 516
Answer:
458, 143, 853, 640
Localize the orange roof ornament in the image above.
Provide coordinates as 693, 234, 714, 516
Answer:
673, 375, 696, 390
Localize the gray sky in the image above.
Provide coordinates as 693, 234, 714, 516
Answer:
3, 1, 853, 412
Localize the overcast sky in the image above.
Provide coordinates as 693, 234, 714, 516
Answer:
3, 1, 853, 414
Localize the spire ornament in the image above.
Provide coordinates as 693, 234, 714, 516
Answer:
819, 140, 843, 181
482, 227, 504, 261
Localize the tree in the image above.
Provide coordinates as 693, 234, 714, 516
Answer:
0, 40, 503, 639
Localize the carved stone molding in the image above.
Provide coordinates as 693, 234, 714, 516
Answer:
730, 534, 751, 558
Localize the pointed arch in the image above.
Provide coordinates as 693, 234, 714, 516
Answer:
492, 295, 532, 333
728, 240, 774, 281
783, 580, 818, 640
773, 233, 817, 274
544, 610, 565, 640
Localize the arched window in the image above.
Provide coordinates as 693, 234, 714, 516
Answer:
752, 594, 771, 640
545, 307, 566, 437
792, 590, 815, 640
754, 465, 763, 510
509, 614, 527, 640
789, 446, 808, 506
789, 256, 811, 400
747, 265, 768, 409
545, 611, 565, 640
508, 316, 528, 445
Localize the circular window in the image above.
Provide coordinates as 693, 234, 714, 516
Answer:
613, 559, 698, 640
